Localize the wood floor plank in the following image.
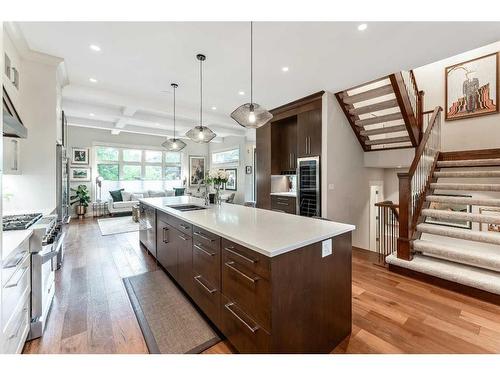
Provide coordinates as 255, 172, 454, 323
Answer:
22, 220, 500, 354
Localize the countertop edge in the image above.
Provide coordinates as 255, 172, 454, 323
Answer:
2, 229, 33, 261
140, 198, 355, 258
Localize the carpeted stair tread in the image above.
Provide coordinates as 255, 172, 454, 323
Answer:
426, 195, 500, 207
385, 253, 500, 295
430, 182, 500, 192
417, 223, 500, 245
413, 240, 500, 272
422, 208, 500, 225
434, 170, 500, 178
436, 158, 500, 168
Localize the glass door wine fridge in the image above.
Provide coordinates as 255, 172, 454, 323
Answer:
296, 157, 320, 217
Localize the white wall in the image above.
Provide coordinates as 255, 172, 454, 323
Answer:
322, 91, 385, 250
66, 126, 209, 203
208, 135, 255, 205
414, 41, 500, 151
2, 30, 62, 214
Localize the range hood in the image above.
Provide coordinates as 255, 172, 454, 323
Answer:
3, 86, 27, 138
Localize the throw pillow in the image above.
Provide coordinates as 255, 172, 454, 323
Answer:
109, 189, 124, 202
121, 191, 133, 201
130, 193, 144, 201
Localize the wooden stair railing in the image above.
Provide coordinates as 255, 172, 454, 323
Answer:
375, 201, 399, 265
335, 70, 423, 152
397, 106, 443, 260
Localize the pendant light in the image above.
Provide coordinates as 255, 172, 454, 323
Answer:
186, 54, 216, 143
162, 83, 187, 151
230, 22, 273, 128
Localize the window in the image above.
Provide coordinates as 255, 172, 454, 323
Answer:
145, 150, 162, 163
145, 165, 162, 180
96, 147, 119, 161
123, 149, 142, 162
97, 164, 119, 181
165, 152, 181, 163
123, 165, 142, 180
165, 166, 181, 181
211, 148, 240, 165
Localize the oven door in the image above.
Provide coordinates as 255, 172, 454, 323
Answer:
31, 243, 58, 322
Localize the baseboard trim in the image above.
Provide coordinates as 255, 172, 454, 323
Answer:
388, 264, 500, 306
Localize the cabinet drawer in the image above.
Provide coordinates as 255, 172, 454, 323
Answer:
193, 242, 220, 288
222, 239, 270, 280
2, 253, 31, 331
220, 295, 270, 354
4, 294, 30, 354
192, 226, 220, 253
222, 257, 271, 332
271, 196, 296, 214
190, 274, 221, 327
157, 211, 193, 237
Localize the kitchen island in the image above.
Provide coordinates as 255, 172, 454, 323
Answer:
139, 196, 355, 353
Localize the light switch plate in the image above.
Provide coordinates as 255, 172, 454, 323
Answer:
322, 239, 332, 257
328, 184, 335, 190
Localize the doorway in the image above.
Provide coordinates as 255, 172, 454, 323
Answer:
369, 184, 384, 252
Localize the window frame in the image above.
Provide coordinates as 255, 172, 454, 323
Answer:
211, 147, 240, 166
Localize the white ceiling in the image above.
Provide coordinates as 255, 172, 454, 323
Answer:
16, 22, 500, 140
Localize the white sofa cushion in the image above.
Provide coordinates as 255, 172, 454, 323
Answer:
121, 191, 133, 201
113, 201, 137, 209
131, 193, 144, 201
148, 190, 166, 197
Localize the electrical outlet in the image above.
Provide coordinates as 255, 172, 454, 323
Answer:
322, 239, 333, 257
328, 184, 335, 190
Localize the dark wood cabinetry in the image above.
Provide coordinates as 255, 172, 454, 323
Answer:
256, 91, 324, 210
297, 109, 322, 157
139, 203, 156, 257
150, 205, 352, 353
270, 195, 296, 214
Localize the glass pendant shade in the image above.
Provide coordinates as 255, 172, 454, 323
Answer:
185, 125, 216, 143
162, 137, 187, 151
186, 54, 217, 144
230, 102, 273, 129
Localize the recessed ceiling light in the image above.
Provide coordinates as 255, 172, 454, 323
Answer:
89, 44, 101, 52
238, 91, 245, 95
281, 66, 289, 72
357, 23, 367, 31
89, 77, 98, 83
89, 113, 95, 117
211, 106, 217, 110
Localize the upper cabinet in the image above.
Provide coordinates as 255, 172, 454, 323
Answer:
297, 109, 321, 157
271, 116, 297, 174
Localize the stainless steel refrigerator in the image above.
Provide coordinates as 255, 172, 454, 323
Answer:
56, 143, 69, 223
296, 156, 320, 217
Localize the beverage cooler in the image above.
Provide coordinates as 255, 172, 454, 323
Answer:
296, 157, 320, 217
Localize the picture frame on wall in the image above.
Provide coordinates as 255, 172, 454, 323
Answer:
479, 207, 500, 233
189, 156, 206, 186
445, 52, 498, 121
424, 193, 472, 229
72, 147, 90, 165
224, 168, 237, 191
70, 167, 91, 182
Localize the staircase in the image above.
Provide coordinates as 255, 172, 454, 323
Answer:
387, 147, 500, 299
335, 71, 422, 151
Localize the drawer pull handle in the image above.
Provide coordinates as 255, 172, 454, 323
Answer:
224, 302, 259, 334
178, 235, 189, 241
194, 231, 215, 242
179, 224, 190, 230
225, 261, 259, 284
276, 202, 288, 206
194, 275, 217, 294
162, 227, 169, 243
5, 266, 29, 289
224, 247, 257, 264
194, 244, 216, 257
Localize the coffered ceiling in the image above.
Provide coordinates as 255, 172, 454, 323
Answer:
13, 22, 500, 140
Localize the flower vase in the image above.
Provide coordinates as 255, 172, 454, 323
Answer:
214, 185, 222, 205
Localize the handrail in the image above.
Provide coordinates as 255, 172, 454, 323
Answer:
392, 70, 422, 146
375, 201, 400, 265
375, 200, 399, 220
397, 106, 442, 260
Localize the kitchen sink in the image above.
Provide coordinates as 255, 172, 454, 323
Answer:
166, 204, 207, 212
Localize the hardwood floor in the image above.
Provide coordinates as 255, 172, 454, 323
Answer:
24, 218, 500, 354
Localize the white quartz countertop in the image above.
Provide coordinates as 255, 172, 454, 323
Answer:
2, 229, 32, 261
140, 196, 355, 257
270, 192, 297, 197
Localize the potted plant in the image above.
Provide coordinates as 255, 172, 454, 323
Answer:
70, 184, 91, 218
205, 169, 229, 205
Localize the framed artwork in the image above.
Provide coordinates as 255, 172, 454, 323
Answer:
72, 147, 90, 165
445, 52, 498, 121
224, 168, 237, 191
245, 166, 252, 174
479, 207, 500, 233
425, 193, 472, 229
70, 167, 91, 182
189, 156, 206, 186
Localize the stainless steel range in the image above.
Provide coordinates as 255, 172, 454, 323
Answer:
3, 213, 43, 231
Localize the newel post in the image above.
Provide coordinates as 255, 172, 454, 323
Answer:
397, 172, 413, 261
417, 90, 424, 142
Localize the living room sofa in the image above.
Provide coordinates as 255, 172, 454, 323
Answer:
107, 189, 175, 215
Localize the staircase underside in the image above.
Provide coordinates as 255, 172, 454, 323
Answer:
336, 74, 417, 152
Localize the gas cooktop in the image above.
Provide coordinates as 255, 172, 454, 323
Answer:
2, 213, 43, 231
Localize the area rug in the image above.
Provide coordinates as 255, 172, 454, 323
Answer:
123, 270, 221, 354
98, 216, 142, 236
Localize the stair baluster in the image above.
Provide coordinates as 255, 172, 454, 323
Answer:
397, 106, 442, 260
